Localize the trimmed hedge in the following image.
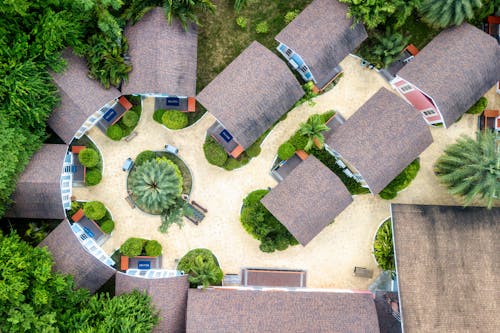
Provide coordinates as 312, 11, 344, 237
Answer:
85, 169, 102, 186
240, 190, 298, 253
466, 97, 488, 114
106, 124, 123, 141
203, 137, 228, 167
83, 201, 107, 221
379, 159, 420, 200
120, 237, 147, 257
278, 142, 295, 160
135, 150, 156, 166
162, 110, 188, 130
78, 148, 99, 168
100, 220, 115, 234
145, 240, 162, 257
153, 109, 166, 123
122, 111, 139, 127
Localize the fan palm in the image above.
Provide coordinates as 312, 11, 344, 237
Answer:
372, 28, 410, 68
129, 158, 183, 214
435, 131, 499, 209
165, 0, 216, 30
299, 114, 330, 151
187, 255, 223, 288
419, 0, 483, 28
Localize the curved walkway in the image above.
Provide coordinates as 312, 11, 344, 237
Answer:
72, 55, 477, 289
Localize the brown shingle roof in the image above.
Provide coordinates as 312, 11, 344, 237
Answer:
122, 7, 198, 96
261, 156, 352, 246
275, 0, 367, 89
115, 272, 189, 333
397, 23, 500, 127
241, 268, 307, 287
197, 41, 304, 149
186, 288, 380, 333
39, 220, 116, 293
391, 204, 500, 333
49, 49, 121, 143
325, 88, 433, 194
6, 144, 68, 219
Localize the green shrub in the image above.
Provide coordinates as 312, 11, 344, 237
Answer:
78, 148, 99, 168
120, 237, 147, 257
126, 95, 142, 105
236, 16, 247, 28
161, 110, 188, 130
100, 220, 115, 234
321, 110, 336, 123
106, 124, 123, 141
379, 159, 420, 200
245, 143, 261, 158
466, 97, 488, 114
68, 201, 82, 217
203, 137, 228, 167
122, 111, 139, 127
373, 219, 395, 271
135, 150, 156, 166
289, 131, 308, 150
278, 142, 296, 160
255, 21, 269, 34
177, 248, 223, 288
284, 10, 299, 23
145, 240, 162, 257
240, 189, 298, 253
83, 201, 107, 221
153, 109, 166, 123
85, 169, 102, 186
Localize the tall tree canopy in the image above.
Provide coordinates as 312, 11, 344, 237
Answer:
419, 0, 483, 28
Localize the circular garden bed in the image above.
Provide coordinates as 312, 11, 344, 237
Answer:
373, 218, 395, 271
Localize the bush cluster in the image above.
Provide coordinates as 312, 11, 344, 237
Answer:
240, 190, 298, 253
245, 143, 261, 158
106, 124, 123, 141
177, 248, 223, 288
379, 159, 420, 200
135, 150, 156, 166
85, 169, 102, 186
153, 109, 166, 123
278, 142, 295, 160
78, 148, 99, 168
162, 110, 188, 130
288, 131, 308, 151
122, 111, 139, 127
466, 97, 488, 114
203, 136, 228, 167
100, 220, 115, 234
83, 201, 107, 221
255, 21, 269, 34
120, 237, 163, 257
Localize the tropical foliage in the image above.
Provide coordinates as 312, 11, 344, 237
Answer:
241, 190, 299, 253
128, 158, 183, 214
159, 198, 187, 233
120, 237, 163, 257
435, 131, 499, 209
177, 248, 223, 288
0, 232, 158, 332
369, 28, 410, 68
165, 0, 216, 30
299, 114, 330, 151
278, 142, 296, 160
373, 219, 395, 271
419, 0, 483, 28
466, 97, 488, 114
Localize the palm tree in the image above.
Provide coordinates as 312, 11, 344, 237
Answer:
299, 114, 330, 151
435, 131, 499, 209
187, 255, 223, 288
371, 28, 410, 68
129, 158, 183, 214
165, 0, 216, 30
419, 0, 483, 28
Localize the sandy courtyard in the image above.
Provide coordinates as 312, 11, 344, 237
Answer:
73, 55, 492, 289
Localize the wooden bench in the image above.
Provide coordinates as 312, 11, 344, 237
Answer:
124, 131, 138, 142
125, 195, 136, 208
191, 200, 208, 213
354, 266, 373, 278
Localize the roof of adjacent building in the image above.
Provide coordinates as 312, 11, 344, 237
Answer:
6, 144, 68, 219
197, 41, 304, 149
261, 156, 352, 246
186, 288, 380, 333
325, 88, 433, 194
122, 7, 198, 96
397, 23, 500, 127
391, 204, 500, 333
115, 273, 189, 333
275, 0, 367, 89
48, 49, 120, 144
38, 220, 116, 293
241, 268, 307, 287
373, 291, 402, 333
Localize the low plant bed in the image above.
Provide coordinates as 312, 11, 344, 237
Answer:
373, 218, 394, 271
379, 159, 420, 200
240, 189, 299, 253
177, 248, 223, 288
69, 200, 115, 234
72, 136, 103, 186
106, 95, 142, 141
120, 237, 162, 257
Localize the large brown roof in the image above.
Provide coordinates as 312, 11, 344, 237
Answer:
325, 88, 433, 194
6, 144, 67, 219
261, 156, 352, 245
39, 220, 116, 293
49, 49, 121, 143
397, 23, 500, 127
122, 7, 198, 96
391, 204, 500, 333
186, 288, 380, 332
241, 268, 307, 287
115, 272, 189, 333
197, 41, 304, 149
275, 0, 367, 88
